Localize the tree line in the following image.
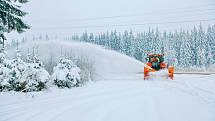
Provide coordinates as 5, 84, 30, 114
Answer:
72, 24, 215, 70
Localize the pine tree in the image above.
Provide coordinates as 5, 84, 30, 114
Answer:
165, 32, 177, 65
105, 32, 110, 47
52, 58, 81, 88
80, 32, 88, 42
110, 30, 120, 51
197, 24, 207, 67
133, 33, 144, 61
118, 32, 124, 53
9, 49, 27, 91
122, 30, 131, 55
128, 30, 135, 57
211, 25, 215, 64
0, 51, 11, 91
89, 33, 94, 43
0, 0, 30, 48
146, 28, 154, 54
173, 31, 183, 65
179, 31, 192, 67
206, 25, 215, 67
19, 55, 50, 92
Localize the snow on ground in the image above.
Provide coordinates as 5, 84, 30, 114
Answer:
0, 74, 215, 121
1, 40, 215, 121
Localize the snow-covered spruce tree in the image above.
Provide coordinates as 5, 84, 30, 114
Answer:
9, 50, 27, 91
52, 58, 81, 88
80, 32, 88, 42
18, 55, 50, 92
89, 33, 95, 44
133, 33, 144, 61
0, 0, 30, 48
146, 28, 154, 54
104, 32, 110, 47
151, 28, 162, 54
0, 49, 27, 91
197, 24, 207, 67
172, 31, 182, 65
128, 30, 135, 57
101, 33, 106, 46
110, 30, 120, 51
206, 25, 215, 66
189, 27, 198, 66
179, 31, 192, 67
0, 51, 12, 91
122, 30, 131, 55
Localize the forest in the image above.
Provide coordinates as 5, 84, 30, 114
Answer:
72, 24, 215, 70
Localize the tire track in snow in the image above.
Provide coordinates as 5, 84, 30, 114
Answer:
99, 83, 161, 121
1, 75, 215, 121
153, 78, 215, 104
48, 83, 160, 121
0, 84, 141, 121
47, 87, 146, 121
0, 83, 132, 114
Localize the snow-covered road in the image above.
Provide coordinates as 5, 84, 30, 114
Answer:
1, 74, 215, 121
2, 40, 215, 121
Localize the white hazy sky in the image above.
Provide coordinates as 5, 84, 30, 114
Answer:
7, 0, 215, 38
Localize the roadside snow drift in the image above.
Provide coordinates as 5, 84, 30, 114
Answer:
1, 40, 215, 121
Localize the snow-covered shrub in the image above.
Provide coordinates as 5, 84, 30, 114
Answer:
0, 52, 13, 91
0, 51, 33, 91
52, 58, 81, 88
0, 50, 51, 92
18, 56, 50, 92
8, 51, 28, 91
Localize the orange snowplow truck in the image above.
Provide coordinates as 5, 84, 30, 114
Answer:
144, 54, 174, 80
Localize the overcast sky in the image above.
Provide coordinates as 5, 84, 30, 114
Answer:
7, 0, 215, 38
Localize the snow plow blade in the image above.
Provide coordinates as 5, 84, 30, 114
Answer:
144, 65, 174, 80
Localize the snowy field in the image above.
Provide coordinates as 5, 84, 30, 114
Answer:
1, 40, 215, 121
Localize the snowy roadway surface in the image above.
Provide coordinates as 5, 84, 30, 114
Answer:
1, 74, 215, 121
2, 40, 215, 121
